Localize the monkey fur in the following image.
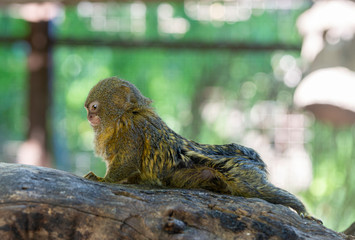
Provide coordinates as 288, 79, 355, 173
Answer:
84, 77, 320, 223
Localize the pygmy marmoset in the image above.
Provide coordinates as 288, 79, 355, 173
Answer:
84, 77, 320, 222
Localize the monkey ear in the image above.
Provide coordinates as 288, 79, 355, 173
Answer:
125, 90, 133, 103
118, 84, 137, 104
118, 82, 151, 110
125, 89, 139, 106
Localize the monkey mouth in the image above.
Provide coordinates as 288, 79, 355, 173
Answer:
89, 122, 99, 127
89, 120, 100, 127
88, 118, 101, 127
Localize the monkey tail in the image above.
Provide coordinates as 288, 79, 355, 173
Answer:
226, 171, 307, 216
182, 148, 308, 216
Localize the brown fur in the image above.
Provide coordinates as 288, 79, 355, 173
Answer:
83, 77, 321, 223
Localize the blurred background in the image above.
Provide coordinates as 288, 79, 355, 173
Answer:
0, 0, 354, 232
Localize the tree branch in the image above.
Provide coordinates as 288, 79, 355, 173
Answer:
0, 163, 350, 240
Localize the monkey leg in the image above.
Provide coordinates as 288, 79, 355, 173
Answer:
164, 166, 231, 193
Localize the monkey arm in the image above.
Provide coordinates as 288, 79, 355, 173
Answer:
83, 171, 105, 182
83, 157, 140, 183
103, 156, 141, 183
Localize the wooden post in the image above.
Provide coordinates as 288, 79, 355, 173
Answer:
17, 20, 52, 167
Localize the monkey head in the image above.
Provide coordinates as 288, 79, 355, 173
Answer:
84, 77, 152, 131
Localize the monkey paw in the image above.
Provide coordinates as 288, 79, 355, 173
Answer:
83, 171, 100, 181
300, 212, 323, 225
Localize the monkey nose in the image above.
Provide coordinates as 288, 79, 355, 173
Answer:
88, 114, 101, 126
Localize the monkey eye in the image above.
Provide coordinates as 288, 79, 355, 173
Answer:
89, 101, 99, 112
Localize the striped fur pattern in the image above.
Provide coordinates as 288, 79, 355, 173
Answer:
84, 77, 319, 222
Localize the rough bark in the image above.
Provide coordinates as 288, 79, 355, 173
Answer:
0, 163, 351, 240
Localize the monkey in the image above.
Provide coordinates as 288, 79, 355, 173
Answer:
83, 77, 321, 223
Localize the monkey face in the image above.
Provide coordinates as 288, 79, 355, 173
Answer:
85, 100, 101, 127
84, 77, 153, 130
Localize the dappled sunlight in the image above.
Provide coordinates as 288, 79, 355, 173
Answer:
184, 0, 306, 23
185, 1, 251, 23
9, 3, 61, 22
271, 53, 303, 88
17, 139, 49, 167
77, 1, 146, 34
158, 3, 190, 36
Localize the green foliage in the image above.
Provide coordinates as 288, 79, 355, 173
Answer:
53, 47, 293, 148
0, 10, 28, 150
303, 123, 355, 231
0, 45, 27, 142
55, 3, 303, 44
0, 9, 28, 37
